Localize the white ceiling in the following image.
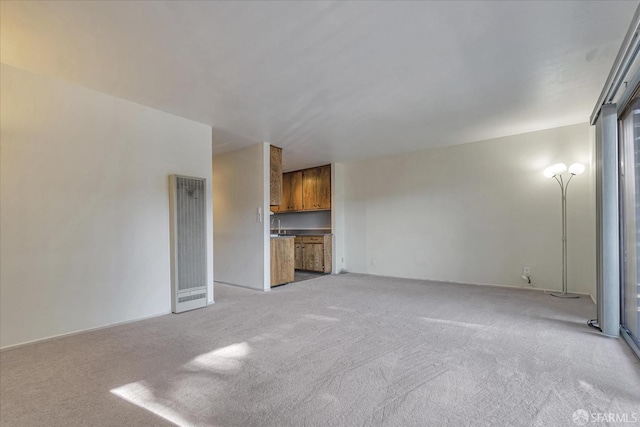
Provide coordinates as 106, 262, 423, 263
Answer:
1, 1, 636, 171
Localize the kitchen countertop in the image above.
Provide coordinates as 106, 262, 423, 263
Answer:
273, 229, 332, 236
271, 228, 332, 238
271, 233, 333, 239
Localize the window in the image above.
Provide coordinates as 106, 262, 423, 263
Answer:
619, 95, 640, 348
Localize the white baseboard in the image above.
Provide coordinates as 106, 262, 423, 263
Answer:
0, 310, 172, 352
440, 278, 594, 300
215, 280, 269, 292
352, 272, 595, 301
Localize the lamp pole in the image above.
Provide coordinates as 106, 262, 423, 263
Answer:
544, 163, 585, 298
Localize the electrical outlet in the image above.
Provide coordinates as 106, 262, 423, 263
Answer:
523, 266, 530, 276
371, 258, 376, 266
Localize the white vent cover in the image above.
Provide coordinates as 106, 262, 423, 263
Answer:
169, 175, 207, 313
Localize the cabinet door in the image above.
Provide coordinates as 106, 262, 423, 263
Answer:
280, 172, 292, 212
294, 243, 303, 270
302, 168, 318, 210
302, 244, 314, 271
290, 170, 303, 211
271, 238, 294, 286
303, 243, 324, 272
269, 146, 282, 206
317, 165, 331, 210
323, 234, 332, 273
302, 166, 331, 210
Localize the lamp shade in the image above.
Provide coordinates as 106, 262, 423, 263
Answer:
543, 167, 555, 178
551, 163, 567, 175
568, 163, 585, 175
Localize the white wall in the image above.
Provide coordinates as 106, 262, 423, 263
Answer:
213, 143, 269, 291
0, 64, 214, 348
343, 123, 596, 297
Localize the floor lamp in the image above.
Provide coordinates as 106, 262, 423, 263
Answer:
543, 162, 585, 298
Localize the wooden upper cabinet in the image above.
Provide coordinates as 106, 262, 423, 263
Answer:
316, 165, 331, 210
302, 168, 318, 210
302, 165, 331, 211
277, 164, 331, 212
279, 172, 291, 212
279, 171, 303, 212
269, 145, 282, 206
290, 171, 303, 211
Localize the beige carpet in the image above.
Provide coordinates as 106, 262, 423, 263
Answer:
1, 273, 639, 426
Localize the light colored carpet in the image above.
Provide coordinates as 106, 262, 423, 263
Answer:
1, 273, 639, 427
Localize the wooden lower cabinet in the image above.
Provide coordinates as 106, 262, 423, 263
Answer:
294, 241, 303, 270
271, 237, 295, 287
294, 235, 332, 273
303, 244, 324, 271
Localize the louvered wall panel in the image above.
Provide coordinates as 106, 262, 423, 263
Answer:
169, 175, 207, 313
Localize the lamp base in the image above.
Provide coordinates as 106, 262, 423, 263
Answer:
549, 292, 580, 299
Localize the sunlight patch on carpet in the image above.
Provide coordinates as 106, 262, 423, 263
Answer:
185, 342, 251, 372
111, 381, 203, 427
